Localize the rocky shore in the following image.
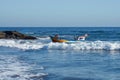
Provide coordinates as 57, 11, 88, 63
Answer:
0, 31, 36, 40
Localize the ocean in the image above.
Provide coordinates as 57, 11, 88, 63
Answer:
0, 27, 120, 80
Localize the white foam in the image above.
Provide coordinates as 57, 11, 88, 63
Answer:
0, 55, 47, 80
0, 39, 44, 50
0, 39, 120, 51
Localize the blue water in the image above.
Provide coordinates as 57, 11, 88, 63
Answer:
0, 27, 120, 80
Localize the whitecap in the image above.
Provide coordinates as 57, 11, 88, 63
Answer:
0, 39, 120, 51
0, 55, 47, 80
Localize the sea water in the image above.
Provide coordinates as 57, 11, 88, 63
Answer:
0, 27, 120, 80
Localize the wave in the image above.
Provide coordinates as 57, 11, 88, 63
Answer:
0, 39, 120, 51
0, 55, 47, 80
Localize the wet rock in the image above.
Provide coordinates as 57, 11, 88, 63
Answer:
0, 31, 37, 40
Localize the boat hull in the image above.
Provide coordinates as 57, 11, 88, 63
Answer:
50, 36, 68, 43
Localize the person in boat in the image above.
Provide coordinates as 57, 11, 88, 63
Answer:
51, 34, 60, 42
76, 34, 88, 40
53, 34, 59, 40
50, 34, 68, 43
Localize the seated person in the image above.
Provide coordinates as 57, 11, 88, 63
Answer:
52, 34, 59, 42
53, 34, 59, 39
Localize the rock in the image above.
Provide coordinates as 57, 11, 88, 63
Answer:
0, 31, 37, 40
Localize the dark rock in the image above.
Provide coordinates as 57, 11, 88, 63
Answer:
0, 31, 37, 40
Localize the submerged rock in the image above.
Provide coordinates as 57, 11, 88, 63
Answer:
0, 31, 37, 40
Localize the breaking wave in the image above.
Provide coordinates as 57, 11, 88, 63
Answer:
0, 55, 47, 80
0, 38, 120, 51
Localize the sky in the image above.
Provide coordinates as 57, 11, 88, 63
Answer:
0, 0, 120, 27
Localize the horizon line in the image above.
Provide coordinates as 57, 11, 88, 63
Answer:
0, 26, 120, 27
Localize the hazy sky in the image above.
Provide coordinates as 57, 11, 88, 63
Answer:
0, 0, 120, 27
